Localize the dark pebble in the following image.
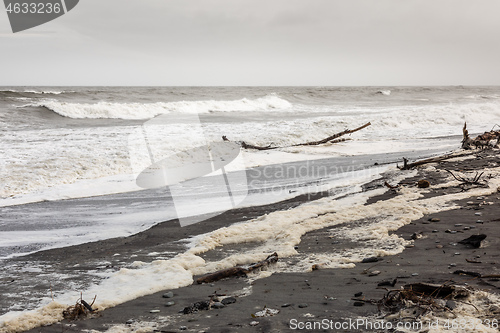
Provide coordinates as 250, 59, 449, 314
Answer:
354, 292, 363, 297
353, 301, 365, 307
281, 303, 292, 308
417, 179, 430, 188
221, 297, 236, 305
446, 300, 457, 310
458, 234, 487, 248
162, 291, 174, 298
378, 278, 397, 287
298, 304, 309, 308
212, 302, 225, 309
361, 257, 379, 263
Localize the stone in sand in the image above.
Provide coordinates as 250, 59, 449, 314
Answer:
378, 278, 397, 287
212, 302, 225, 309
162, 291, 174, 298
458, 234, 487, 248
446, 300, 457, 310
361, 257, 380, 263
221, 297, 236, 305
417, 179, 430, 188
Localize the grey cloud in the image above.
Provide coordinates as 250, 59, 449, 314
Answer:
1, 0, 500, 85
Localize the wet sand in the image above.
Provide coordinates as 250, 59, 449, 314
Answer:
14, 150, 500, 333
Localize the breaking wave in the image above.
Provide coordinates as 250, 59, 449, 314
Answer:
33, 95, 293, 119
0, 89, 74, 97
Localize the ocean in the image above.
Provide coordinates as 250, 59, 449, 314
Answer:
1, 86, 499, 330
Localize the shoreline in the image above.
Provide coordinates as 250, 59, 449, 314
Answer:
2, 149, 500, 333
0, 147, 455, 261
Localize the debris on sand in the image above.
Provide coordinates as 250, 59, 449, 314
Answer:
378, 283, 470, 320
462, 122, 500, 149
181, 301, 212, 314
181, 293, 238, 314
252, 306, 280, 318
62, 294, 98, 320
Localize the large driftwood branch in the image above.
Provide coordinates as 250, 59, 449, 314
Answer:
293, 122, 371, 147
196, 252, 278, 284
223, 122, 371, 151
445, 169, 484, 185
398, 151, 476, 170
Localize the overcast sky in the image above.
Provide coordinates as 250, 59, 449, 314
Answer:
1, 0, 500, 86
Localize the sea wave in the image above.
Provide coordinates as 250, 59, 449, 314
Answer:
465, 94, 500, 100
30, 95, 293, 119
24, 90, 73, 95
0, 89, 74, 95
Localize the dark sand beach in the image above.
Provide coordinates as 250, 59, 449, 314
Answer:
12, 150, 500, 333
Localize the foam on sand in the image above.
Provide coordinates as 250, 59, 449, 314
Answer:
2, 166, 500, 333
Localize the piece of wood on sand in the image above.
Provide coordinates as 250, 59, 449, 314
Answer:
398, 151, 476, 170
196, 252, 279, 284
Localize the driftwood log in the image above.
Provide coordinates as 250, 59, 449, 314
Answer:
224, 122, 371, 151
293, 122, 371, 147
196, 252, 278, 284
398, 151, 476, 170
